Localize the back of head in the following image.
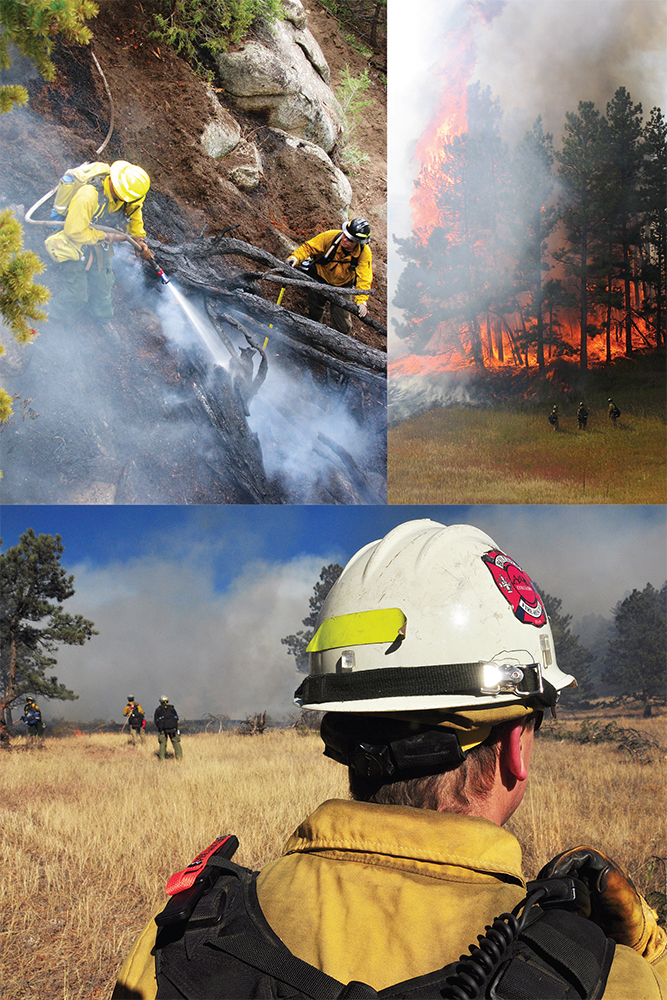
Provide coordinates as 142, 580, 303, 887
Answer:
294, 519, 575, 806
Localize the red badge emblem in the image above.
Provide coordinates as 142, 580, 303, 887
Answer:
482, 550, 547, 627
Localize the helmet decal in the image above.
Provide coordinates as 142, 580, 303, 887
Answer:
481, 550, 547, 627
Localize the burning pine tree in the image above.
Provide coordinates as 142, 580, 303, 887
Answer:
394, 83, 666, 375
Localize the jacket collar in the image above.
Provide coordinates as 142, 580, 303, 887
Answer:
283, 799, 524, 885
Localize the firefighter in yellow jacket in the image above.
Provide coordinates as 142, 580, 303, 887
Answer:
44, 160, 151, 334
287, 217, 372, 335
113, 520, 667, 1000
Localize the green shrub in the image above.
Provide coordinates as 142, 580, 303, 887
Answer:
335, 64, 373, 173
150, 0, 284, 74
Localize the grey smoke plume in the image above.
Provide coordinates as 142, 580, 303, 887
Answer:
388, 371, 480, 426
389, 0, 667, 356
50, 552, 329, 724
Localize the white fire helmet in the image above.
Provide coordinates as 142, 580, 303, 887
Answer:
294, 519, 575, 716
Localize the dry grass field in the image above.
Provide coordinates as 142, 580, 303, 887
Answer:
1, 718, 665, 999
388, 407, 667, 504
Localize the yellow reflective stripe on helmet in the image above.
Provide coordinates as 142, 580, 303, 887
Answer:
307, 608, 406, 653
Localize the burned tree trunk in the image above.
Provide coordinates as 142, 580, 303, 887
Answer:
173, 344, 283, 504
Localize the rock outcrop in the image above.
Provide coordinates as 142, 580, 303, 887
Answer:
213, 0, 343, 154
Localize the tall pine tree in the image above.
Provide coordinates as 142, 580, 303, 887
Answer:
510, 117, 558, 371
281, 563, 343, 674
640, 107, 667, 349
0, 529, 97, 724
555, 101, 606, 371
602, 582, 666, 716
0, 0, 98, 422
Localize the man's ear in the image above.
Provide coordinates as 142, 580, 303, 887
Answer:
505, 719, 529, 782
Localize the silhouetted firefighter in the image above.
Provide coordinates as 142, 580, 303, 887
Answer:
577, 402, 589, 430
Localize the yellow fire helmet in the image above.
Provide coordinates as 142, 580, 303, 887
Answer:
295, 519, 575, 717
109, 160, 150, 202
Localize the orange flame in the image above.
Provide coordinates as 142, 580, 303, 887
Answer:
411, 1, 506, 242
391, 304, 652, 378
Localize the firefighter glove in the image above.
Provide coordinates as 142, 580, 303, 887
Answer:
357, 302, 368, 318
538, 846, 667, 962
135, 240, 153, 262
287, 256, 298, 267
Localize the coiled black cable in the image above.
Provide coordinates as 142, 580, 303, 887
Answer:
439, 887, 549, 999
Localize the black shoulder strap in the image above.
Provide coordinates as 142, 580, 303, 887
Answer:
155, 858, 373, 999
321, 231, 344, 262
155, 860, 614, 1000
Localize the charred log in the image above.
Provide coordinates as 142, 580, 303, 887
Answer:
149, 236, 387, 339
173, 344, 283, 504
205, 289, 385, 373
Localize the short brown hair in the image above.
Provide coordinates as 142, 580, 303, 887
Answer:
350, 737, 498, 811
351, 716, 536, 813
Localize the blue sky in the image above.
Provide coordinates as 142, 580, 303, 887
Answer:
2, 504, 665, 722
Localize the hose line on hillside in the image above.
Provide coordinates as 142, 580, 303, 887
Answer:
24, 45, 115, 227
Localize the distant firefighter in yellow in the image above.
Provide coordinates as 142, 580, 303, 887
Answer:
123, 696, 146, 744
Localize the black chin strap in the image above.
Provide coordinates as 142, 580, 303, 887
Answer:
321, 715, 465, 787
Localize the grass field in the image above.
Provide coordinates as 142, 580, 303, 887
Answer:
388, 404, 666, 504
388, 354, 667, 504
1, 717, 665, 999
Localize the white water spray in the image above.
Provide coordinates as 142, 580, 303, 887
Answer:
164, 283, 229, 367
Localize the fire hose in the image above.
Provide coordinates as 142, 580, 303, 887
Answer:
24, 191, 170, 285
22, 47, 169, 285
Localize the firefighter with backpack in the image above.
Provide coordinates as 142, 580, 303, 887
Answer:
21, 697, 45, 738
286, 217, 373, 334
43, 160, 151, 335
123, 696, 146, 745
113, 520, 666, 999
154, 696, 182, 761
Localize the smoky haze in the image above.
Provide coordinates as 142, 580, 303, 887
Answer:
44, 507, 666, 723
49, 553, 330, 724
389, 0, 667, 352
475, 0, 667, 143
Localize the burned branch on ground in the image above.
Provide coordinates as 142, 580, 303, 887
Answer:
151, 235, 388, 342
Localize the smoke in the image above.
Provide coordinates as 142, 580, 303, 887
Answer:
474, 1, 667, 143
387, 370, 480, 426
389, 0, 667, 358
382, 505, 667, 621
48, 551, 329, 724
247, 361, 380, 500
